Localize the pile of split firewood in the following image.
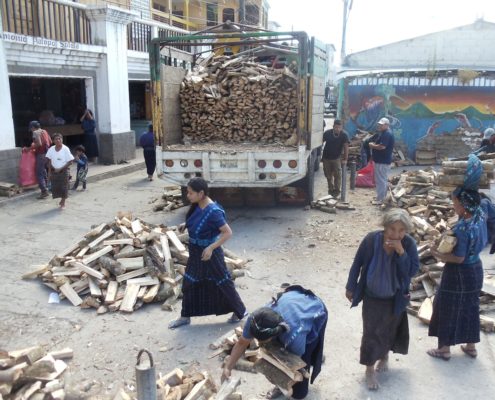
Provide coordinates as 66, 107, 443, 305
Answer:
438, 159, 492, 188
0, 346, 73, 400
23, 215, 248, 313
210, 327, 307, 397
152, 367, 242, 400
0, 182, 22, 197
385, 161, 495, 332
310, 195, 355, 214
180, 55, 298, 145
347, 130, 414, 168
151, 187, 185, 212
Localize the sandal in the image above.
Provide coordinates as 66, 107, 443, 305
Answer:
227, 311, 248, 324
461, 345, 477, 358
427, 348, 451, 361
168, 317, 190, 329
265, 386, 284, 399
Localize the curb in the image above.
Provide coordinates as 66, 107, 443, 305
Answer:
0, 161, 146, 207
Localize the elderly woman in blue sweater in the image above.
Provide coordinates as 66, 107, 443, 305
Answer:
346, 208, 419, 391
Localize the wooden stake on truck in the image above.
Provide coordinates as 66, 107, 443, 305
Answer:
149, 23, 327, 204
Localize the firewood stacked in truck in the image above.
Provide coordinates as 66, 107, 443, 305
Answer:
180, 55, 298, 145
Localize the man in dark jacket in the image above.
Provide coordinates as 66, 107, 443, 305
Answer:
322, 120, 349, 197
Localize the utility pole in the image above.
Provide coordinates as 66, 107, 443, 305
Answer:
239, 0, 245, 23
341, 0, 353, 61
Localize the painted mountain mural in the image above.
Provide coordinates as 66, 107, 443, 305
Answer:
344, 83, 495, 158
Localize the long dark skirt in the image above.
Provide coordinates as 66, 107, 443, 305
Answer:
84, 133, 99, 158
292, 313, 328, 399
360, 295, 409, 365
181, 245, 246, 319
50, 170, 69, 199
143, 148, 156, 176
429, 262, 483, 347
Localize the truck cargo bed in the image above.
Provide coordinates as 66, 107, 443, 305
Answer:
163, 142, 297, 152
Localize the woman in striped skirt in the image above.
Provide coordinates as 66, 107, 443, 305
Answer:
169, 177, 247, 329
428, 155, 487, 360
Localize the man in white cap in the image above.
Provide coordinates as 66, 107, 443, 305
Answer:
369, 118, 394, 205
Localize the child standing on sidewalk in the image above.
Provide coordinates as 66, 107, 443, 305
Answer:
72, 145, 88, 191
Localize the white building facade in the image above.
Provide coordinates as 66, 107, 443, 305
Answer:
0, 1, 190, 182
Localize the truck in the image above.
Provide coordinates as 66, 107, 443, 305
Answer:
149, 25, 327, 203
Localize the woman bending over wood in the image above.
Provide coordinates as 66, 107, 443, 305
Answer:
222, 285, 328, 399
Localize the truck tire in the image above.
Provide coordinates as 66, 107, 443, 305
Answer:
304, 150, 316, 204
314, 146, 322, 172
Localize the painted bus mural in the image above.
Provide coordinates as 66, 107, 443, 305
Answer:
343, 74, 495, 159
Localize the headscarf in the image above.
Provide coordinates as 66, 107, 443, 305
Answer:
463, 154, 483, 191
249, 307, 289, 341
453, 153, 483, 223
453, 187, 482, 217
483, 128, 495, 139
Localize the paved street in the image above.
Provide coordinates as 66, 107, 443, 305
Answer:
1, 168, 495, 399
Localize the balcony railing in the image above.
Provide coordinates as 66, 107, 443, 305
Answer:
127, 21, 151, 53
127, 20, 191, 53
1, 0, 92, 44
151, 8, 198, 30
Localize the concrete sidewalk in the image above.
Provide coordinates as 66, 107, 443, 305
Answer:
0, 151, 146, 206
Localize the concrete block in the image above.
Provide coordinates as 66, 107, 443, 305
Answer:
98, 131, 136, 165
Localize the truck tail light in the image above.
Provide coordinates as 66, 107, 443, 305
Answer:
165, 160, 174, 167
273, 160, 282, 168
288, 160, 298, 168
269, 173, 276, 180
258, 160, 267, 168
194, 159, 202, 167
259, 173, 266, 180
180, 160, 188, 167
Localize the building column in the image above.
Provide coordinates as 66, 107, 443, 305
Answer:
0, 10, 20, 182
85, 5, 138, 164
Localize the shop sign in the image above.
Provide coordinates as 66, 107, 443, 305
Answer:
2, 32, 80, 50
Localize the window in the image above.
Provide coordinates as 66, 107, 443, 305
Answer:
207, 4, 218, 27
222, 8, 235, 23
152, 2, 166, 12
245, 4, 259, 25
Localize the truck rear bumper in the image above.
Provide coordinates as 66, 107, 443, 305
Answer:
157, 145, 308, 187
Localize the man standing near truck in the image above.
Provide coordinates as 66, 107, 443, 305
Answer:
322, 120, 349, 197
369, 117, 394, 205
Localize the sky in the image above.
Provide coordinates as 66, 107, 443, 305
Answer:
267, 0, 495, 60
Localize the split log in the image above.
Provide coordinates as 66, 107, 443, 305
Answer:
215, 377, 241, 400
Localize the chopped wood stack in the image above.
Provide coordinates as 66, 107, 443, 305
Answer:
0, 346, 73, 400
152, 187, 185, 212
0, 182, 22, 197
24, 215, 249, 313
438, 159, 495, 189
386, 169, 495, 331
180, 55, 298, 145
210, 328, 306, 397
310, 195, 355, 213
155, 368, 221, 400
347, 130, 414, 168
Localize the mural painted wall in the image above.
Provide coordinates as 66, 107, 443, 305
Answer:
344, 83, 495, 158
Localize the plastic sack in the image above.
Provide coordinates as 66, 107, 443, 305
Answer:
355, 161, 375, 188
19, 151, 37, 187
